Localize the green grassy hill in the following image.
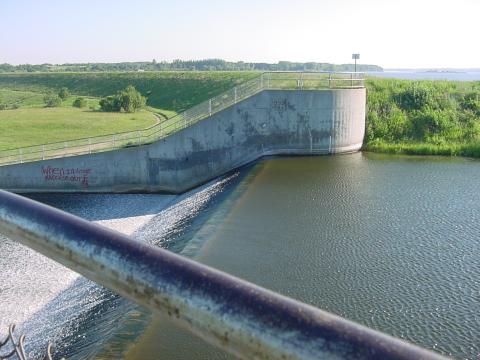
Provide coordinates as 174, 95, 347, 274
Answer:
0, 71, 257, 113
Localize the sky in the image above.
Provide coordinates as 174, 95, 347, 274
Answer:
1, 0, 479, 69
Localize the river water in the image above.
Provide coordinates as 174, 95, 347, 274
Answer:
1, 153, 480, 359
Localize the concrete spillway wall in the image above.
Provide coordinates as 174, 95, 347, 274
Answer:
0, 89, 366, 193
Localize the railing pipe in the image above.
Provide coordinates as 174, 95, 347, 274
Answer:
0, 191, 445, 360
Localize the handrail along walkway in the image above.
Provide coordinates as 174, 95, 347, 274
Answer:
0, 72, 364, 166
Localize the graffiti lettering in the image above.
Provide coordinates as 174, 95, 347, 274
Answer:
41, 166, 91, 187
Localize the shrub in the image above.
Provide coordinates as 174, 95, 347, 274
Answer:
73, 97, 87, 108
99, 95, 122, 112
118, 85, 146, 112
99, 85, 146, 112
0, 103, 7, 110
43, 93, 62, 107
460, 92, 480, 114
58, 87, 70, 100
395, 84, 433, 111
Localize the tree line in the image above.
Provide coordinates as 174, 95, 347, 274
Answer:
0, 59, 383, 73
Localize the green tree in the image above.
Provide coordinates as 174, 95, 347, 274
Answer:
58, 87, 70, 100
118, 85, 146, 112
43, 93, 62, 107
73, 97, 87, 108
99, 85, 146, 113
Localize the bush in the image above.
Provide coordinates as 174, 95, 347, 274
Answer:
460, 92, 480, 114
99, 95, 122, 112
0, 103, 7, 110
73, 97, 87, 108
395, 84, 433, 111
43, 93, 62, 107
365, 78, 480, 151
99, 85, 146, 112
118, 85, 146, 112
58, 87, 70, 100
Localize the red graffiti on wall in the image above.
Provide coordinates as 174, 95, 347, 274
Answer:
42, 166, 91, 187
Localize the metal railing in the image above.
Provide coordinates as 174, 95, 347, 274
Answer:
0, 324, 54, 360
0, 72, 364, 167
0, 190, 445, 360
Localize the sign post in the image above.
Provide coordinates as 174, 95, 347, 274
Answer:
352, 53, 360, 73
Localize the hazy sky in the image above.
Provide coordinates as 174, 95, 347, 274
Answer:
1, 0, 479, 68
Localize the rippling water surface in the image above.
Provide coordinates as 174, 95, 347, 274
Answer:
129, 153, 480, 360
2, 153, 480, 359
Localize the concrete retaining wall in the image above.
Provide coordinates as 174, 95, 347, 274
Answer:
0, 89, 366, 193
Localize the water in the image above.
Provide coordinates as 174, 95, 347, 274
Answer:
0, 175, 241, 359
2, 153, 480, 359
368, 70, 480, 81
128, 153, 480, 360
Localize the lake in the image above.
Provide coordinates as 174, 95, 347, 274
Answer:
368, 71, 480, 81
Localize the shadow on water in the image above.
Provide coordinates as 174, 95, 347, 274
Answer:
12, 165, 252, 359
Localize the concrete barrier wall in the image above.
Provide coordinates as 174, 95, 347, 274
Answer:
0, 89, 366, 194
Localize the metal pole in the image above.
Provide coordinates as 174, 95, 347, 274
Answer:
209, 99, 212, 116
42, 145, 45, 161
88, 138, 91, 154
234, 87, 237, 104
0, 191, 446, 360
19, 149, 23, 164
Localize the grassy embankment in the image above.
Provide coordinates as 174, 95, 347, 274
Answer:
365, 78, 480, 157
0, 90, 157, 151
0, 72, 257, 150
1, 72, 479, 158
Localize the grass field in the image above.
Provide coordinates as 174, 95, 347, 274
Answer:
0, 72, 255, 151
0, 107, 157, 150
0, 71, 258, 112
